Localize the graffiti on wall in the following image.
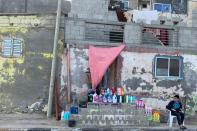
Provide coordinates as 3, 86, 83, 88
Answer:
152, 110, 160, 122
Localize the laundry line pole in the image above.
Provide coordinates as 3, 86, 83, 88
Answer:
47, 0, 62, 118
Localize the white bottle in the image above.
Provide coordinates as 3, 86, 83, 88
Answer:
126, 95, 129, 103
112, 94, 117, 103
61, 110, 64, 121
119, 96, 122, 103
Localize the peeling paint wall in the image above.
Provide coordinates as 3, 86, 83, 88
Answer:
121, 51, 197, 114
0, 15, 64, 113
60, 48, 89, 107
61, 47, 197, 116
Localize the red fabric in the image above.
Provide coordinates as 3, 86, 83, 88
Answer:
88, 45, 125, 89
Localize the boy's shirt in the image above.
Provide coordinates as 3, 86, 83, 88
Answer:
166, 100, 182, 112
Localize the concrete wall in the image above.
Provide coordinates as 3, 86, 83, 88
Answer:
178, 27, 197, 48
128, 0, 138, 10
0, 15, 64, 113
65, 19, 85, 41
192, 10, 197, 27
124, 23, 142, 45
188, 0, 197, 27
69, 0, 118, 21
0, 0, 71, 14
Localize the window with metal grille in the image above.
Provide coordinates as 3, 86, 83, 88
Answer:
1, 38, 23, 57
153, 55, 183, 79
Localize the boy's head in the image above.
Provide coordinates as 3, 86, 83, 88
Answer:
173, 94, 180, 100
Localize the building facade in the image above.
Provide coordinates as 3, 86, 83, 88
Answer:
62, 0, 197, 123
0, 0, 70, 113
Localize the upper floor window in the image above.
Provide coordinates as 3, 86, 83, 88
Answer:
1, 38, 23, 57
108, 0, 129, 11
153, 55, 183, 79
153, 3, 171, 13
122, 0, 129, 11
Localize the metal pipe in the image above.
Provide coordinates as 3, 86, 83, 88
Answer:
47, 0, 62, 118
66, 44, 71, 104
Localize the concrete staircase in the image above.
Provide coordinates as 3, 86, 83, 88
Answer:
75, 103, 149, 127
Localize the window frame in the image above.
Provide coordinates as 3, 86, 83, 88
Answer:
153, 3, 172, 13
153, 55, 183, 79
122, 0, 129, 11
1, 38, 23, 58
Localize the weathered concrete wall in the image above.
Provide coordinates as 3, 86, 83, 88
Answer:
0, 15, 64, 113
128, 0, 138, 10
178, 27, 197, 48
65, 19, 85, 41
0, 0, 71, 14
69, 0, 118, 21
61, 47, 197, 115
121, 51, 197, 111
124, 24, 142, 45
188, 0, 197, 27
60, 48, 89, 106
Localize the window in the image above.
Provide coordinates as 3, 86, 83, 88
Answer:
142, 4, 147, 8
108, 0, 129, 11
1, 38, 23, 57
154, 3, 171, 13
122, 0, 129, 10
153, 55, 183, 79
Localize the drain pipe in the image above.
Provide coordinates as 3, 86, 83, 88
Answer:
47, 0, 62, 118
66, 44, 71, 104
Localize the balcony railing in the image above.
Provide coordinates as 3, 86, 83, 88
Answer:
142, 26, 178, 47
85, 21, 124, 43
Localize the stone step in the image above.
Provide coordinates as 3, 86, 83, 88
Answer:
72, 103, 150, 127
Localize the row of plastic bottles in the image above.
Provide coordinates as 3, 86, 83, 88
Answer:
88, 89, 138, 104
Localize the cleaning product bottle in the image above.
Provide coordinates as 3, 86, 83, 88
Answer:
93, 93, 97, 103
108, 89, 113, 103
112, 93, 117, 103
61, 110, 64, 120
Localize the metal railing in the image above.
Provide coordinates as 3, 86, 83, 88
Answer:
85, 21, 124, 43
142, 26, 178, 47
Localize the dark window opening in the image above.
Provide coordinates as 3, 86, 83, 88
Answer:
142, 4, 147, 8
160, 20, 165, 25
110, 31, 124, 43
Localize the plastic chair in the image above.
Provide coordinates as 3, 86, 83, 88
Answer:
167, 110, 184, 127
167, 111, 176, 127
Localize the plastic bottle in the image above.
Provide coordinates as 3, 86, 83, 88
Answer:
93, 93, 97, 103
119, 96, 122, 103
112, 93, 117, 103
126, 95, 129, 103
61, 110, 64, 120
